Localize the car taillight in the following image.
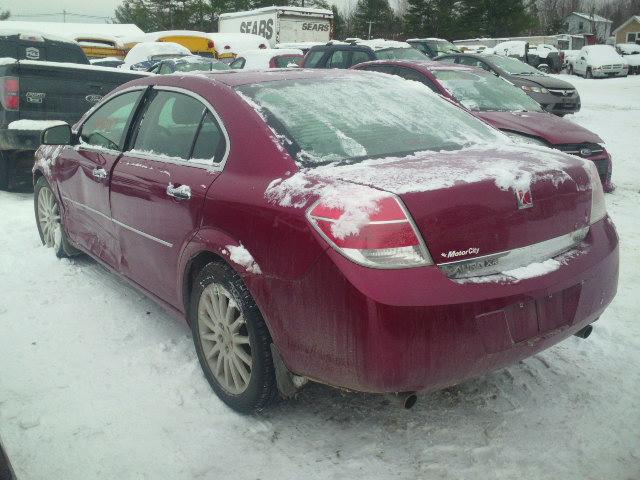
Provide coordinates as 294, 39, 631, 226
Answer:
207, 40, 214, 49
306, 193, 433, 268
0, 76, 19, 111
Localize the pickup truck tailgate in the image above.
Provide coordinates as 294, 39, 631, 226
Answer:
15, 60, 146, 124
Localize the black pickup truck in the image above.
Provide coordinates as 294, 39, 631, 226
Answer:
0, 32, 147, 189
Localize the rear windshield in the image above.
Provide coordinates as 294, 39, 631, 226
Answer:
374, 47, 425, 60
273, 55, 303, 68
236, 73, 504, 166
489, 55, 542, 75
427, 40, 461, 55
174, 60, 229, 72
431, 69, 543, 112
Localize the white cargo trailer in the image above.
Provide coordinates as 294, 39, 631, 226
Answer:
218, 6, 333, 48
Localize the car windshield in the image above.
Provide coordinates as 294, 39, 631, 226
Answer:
429, 40, 461, 55
374, 47, 426, 60
431, 69, 543, 112
489, 55, 543, 75
236, 73, 504, 166
174, 60, 229, 72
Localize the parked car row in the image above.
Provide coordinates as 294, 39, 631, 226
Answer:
32, 61, 618, 413
352, 60, 612, 190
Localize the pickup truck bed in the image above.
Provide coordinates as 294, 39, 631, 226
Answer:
0, 58, 147, 188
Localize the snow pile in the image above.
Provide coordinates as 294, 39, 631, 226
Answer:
225, 244, 261, 274
8, 120, 66, 131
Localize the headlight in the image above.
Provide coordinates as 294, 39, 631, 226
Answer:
504, 131, 548, 146
521, 85, 549, 94
586, 161, 607, 224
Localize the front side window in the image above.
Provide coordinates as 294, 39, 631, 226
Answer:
133, 91, 205, 160
80, 90, 143, 150
431, 69, 543, 112
236, 73, 504, 166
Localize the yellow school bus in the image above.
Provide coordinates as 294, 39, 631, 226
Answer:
124, 31, 270, 61
75, 36, 127, 59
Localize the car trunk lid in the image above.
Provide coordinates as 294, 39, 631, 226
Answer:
310, 144, 592, 269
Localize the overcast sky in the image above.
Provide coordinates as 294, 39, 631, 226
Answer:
3, 0, 361, 24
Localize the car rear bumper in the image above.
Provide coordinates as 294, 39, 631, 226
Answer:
265, 217, 619, 393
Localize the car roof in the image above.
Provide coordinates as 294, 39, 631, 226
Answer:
355, 59, 482, 73
170, 68, 367, 87
309, 43, 373, 52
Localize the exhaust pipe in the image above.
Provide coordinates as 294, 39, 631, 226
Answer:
399, 392, 418, 409
574, 324, 593, 339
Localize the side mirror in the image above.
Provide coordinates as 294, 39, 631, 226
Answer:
41, 123, 71, 145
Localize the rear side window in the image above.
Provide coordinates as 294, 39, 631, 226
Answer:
158, 63, 173, 74
191, 112, 225, 162
394, 67, 439, 92
303, 50, 325, 68
133, 91, 205, 160
328, 50, 348, 68
80, 90, 143, 150
360, 65, 396, 75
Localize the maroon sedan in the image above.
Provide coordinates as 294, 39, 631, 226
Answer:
352, 60, 614, 192
33, 69, 618, 413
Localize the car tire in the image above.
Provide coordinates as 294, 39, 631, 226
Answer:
190, 261, 278, 413
586, 68, 593, 79
34, 176, 79, 258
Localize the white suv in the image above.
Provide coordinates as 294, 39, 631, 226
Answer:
570, 45, 629, 78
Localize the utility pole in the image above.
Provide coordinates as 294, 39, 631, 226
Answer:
62, 9, 67, 23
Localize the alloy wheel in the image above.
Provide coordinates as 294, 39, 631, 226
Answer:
197, 283, 252, 395
37, 186, 60, 247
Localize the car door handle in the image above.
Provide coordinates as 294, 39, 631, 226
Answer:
92, 167, 107, 179
166, 184, 191, 200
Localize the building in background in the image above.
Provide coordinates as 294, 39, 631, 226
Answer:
613, 16, 640, 45
564, 12, 612, 44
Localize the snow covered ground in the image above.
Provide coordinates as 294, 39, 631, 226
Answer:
1, 75, 639, 480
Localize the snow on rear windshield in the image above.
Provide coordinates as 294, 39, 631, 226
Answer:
374, 47, 426, 60
431, 69, 543, 112
236, 73, 504, 166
